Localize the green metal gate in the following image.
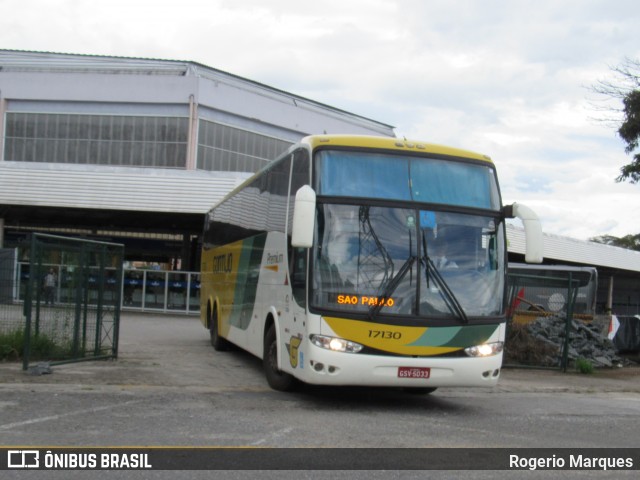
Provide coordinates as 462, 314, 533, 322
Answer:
22, 234, 124, 370
505, 265, 601, 371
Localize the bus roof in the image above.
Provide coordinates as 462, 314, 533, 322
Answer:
301, 135, 493, 164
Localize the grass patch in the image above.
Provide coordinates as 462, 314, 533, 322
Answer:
0, 328, 75, 361
575, 357, 595, 374
0, 330, 24, 361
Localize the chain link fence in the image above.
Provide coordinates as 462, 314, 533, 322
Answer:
0, 234, 124, 369
0, 248, 21, 361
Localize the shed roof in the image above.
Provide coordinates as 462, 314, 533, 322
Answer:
507, 224, 640, 273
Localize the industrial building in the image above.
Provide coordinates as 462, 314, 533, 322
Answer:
0, 49, 394, 268
1, 50, 638, 315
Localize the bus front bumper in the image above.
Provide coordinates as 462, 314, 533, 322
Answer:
296, 343, 503, 388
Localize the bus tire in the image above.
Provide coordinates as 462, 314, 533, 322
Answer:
263, 324, 296, 391
210, 306, 230, 351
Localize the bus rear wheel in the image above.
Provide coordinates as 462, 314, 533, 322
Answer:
210, 307, 230, 351
263, 324, 296, 391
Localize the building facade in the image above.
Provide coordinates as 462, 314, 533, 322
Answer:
0, 50, 394, 268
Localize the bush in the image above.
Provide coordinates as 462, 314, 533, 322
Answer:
0, 329, 71, 361
575, 357, 594, 374
0, 330, 23, 361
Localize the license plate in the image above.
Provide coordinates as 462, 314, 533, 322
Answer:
398, 367, 431, 379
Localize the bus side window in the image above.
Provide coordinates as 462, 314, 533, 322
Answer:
289, 246, 307, 308
487, 235, 497, 270
288, 147, 310, 308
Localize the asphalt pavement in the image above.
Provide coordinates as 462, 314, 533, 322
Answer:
1, 312, 639, 479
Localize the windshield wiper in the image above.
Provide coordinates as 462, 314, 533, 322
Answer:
421, 231, 469, 324
424, 258, 469, 324
369, 255, 417, 321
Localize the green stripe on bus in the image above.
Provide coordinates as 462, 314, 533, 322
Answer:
408, 324, 498, 348
230, 234, 267, 330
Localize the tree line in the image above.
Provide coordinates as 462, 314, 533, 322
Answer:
589, 58, 639, 248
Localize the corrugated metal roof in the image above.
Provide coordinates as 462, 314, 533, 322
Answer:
0, 162, 250, 214
0, 49, 190, 75
507, 224, 640, 273
0, 49, 395, 132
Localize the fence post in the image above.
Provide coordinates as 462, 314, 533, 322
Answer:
112, 249, 123, 359
561, 272, 576, 372
72, 245, 83, 358
34, 238, 43, 338
22, 235, 36, 370
94, 246, 105, 356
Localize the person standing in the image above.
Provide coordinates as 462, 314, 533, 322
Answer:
43, 268, 56, 306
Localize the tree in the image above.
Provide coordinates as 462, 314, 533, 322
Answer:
591, 57, 640, 183
590, 233, 640, 251
618, 89, 640, 182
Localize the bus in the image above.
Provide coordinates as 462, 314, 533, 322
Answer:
200, 135, 543, 392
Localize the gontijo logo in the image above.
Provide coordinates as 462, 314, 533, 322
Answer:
212, 253, 233, 273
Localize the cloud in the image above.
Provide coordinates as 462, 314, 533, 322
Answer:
1, 0, 640, 240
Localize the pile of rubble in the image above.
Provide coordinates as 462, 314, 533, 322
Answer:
505, 315, 627, 368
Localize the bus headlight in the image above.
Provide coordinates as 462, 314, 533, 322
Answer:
464, 342, 503, 357
310, 334, 363, 353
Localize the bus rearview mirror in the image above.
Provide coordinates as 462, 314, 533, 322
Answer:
504, 202, 544, 264
291, 185, 316, 248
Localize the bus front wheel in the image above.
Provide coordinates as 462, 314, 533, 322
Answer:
263, 324, 296, 391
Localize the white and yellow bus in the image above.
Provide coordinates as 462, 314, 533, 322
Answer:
200, 135, 543, 392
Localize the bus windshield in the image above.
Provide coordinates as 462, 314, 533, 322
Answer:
311, 149, 505, 321
315, 150, 501, 210
311, 204, 505, 320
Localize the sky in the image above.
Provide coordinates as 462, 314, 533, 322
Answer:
1, 0, 640, 241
